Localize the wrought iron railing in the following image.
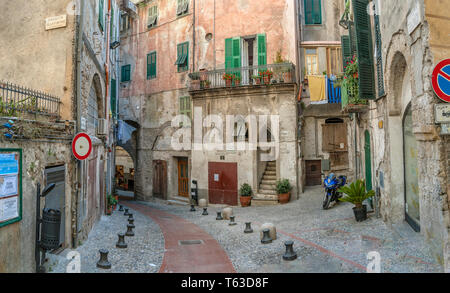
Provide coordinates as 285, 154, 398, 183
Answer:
0, 81, 61, 117
188, 63, 296, 91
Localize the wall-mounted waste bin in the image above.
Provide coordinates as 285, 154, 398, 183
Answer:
40, 208, 61, 251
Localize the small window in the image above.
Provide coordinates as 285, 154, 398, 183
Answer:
147, 52, 157, 80
120, 13, 129, 33
175, 42, 189, 72
148, 5, 158, 28
305, 48, 318, 75
177, 0, 189, 16
121, 65, 131, 82
304, 0, 322, 25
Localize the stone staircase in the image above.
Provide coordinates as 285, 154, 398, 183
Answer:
252, 161, 278, 206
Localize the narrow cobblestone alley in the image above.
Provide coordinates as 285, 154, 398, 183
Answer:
46, 187, 442, 273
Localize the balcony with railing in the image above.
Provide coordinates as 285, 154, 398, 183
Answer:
188, 63, 296, 91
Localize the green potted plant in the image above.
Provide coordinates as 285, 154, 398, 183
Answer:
275, 179, 291, 204
234, 76, 241, 86
107, 193, 118, 215
252, 75, 261, 85
222, 73, 234, 87
239, 183, 253, 207
338, 179, 375, 222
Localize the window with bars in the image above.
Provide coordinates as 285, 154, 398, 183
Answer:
87, 86, 99, 135
121, 65, 131, 82
175, 42, 189, 72
177, 0, 189, 16
147, 52, 157, 79
148, 5, 158, 28
304, 0, 322, 25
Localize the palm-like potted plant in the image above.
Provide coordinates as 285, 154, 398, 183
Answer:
275, 179, 291, 204
338, 179, 374, 222
239, 183, 253, 207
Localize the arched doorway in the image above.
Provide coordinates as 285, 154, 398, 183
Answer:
115, 146, 135, 198
403, 104, 420, 231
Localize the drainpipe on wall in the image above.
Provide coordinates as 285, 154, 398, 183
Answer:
213, 0, 216, 70
73, 0, 85, 248
192, 0, 196, 72
294, 0, 301, 85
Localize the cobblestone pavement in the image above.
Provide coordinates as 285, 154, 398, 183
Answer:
45, 186, 442, 273
45, 206, 164, 273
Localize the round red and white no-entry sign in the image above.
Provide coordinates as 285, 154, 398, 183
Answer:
72, 133, 92, 160
432, 59, 450, 103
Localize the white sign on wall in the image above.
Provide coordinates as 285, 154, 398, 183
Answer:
407, 1, 421, 35
45, 15, 67, 31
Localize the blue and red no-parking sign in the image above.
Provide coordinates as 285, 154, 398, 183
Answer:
432, 59, 450, 103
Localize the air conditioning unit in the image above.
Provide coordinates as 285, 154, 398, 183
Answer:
97, 118, 108, 136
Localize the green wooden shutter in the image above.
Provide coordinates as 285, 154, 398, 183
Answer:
341, 35, 352, 72
99, 0, 104, 30
374, 14, 385, 97
177, 42, 188, 72
151, 52, 157, 78
348, 21, 357, 57
353, 0, 375, 100
232, 37, 241, 69
110, 79, 116, 117
121, 65, 131, 82
304, 0, 313, 24
147, 54, 151, 79
257, 34, 267, 66
313, 0, 322, 24
110, 3, 114, 37
225, 38, 233, 70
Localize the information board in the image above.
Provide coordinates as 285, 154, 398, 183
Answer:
0, 149, 22, 227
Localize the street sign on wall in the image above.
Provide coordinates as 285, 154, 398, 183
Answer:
72, 133, 92, 161
435, 104, 450, 124
432, 59, 450, 103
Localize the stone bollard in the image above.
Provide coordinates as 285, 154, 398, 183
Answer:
190, 204, 196, 212
198, 198, 207, 208
202, 208, 208, 216
222, 207, 233, 220
128, 213, 133, 221
244, 222, 253, 233
128, 218, 135, 229
124, 208, 129, 216
229, 215, 237, 226
216, 211, 223, 220
118, 205, 124, 212
259, 223, 277, 241
116, 233, 127, 249
282, 241, 297, 261
96, 249, 111, 269
261, 229, 272, 244
125, 224, 135, 237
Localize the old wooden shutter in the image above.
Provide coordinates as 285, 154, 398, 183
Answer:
322, 124, 335, 152
121, 65, 131, 82
110, 79, 116, 117
110, 3, 114, 36
304, 0, 313, 25
225, 38, 233, 69
353, 0, 375, 99
374, 14, 385, 97
176, 42, 188, 72
99, 0, 104, 30
341, 35, 352, 71
313, 0, 322, 24
147, 52, 156, 79
257, 34, 267, 66
232, 37, 241, 69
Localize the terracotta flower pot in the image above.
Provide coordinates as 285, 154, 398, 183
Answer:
255, 78, 261, 85
235, 79, 241, 86
263, 76, 270, 84
240, 196, 251, 207
225, 79, 232, 87
106, 206, 112, 215
278, 192, 290, 204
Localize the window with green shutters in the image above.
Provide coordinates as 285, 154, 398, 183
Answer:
121, 65, 131, 82
98, 0, 104, 31
341, 35, 352, 72
147, 52, 157, 79
374, 14, 385, 97
352, 0, 375, 100
179, 96, 191, 126
177, 0, 189, 16
257, 34, 267, 67
110, 79, 117, 118
148, 5, 158, 28
175, 42, 189, 72
304, 0, 322, 25
225, 37, 242, 79
110, 3, 114, 38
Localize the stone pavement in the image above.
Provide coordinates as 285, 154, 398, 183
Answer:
45, 186, 443, 273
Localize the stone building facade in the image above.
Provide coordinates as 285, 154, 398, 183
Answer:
0, 0, 120, 272
343, 0, 449, 270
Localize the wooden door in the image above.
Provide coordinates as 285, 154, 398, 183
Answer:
177, 158, 189, 197
208, 162, 238, 206
153, 160, 167, 199
305, 160, 322, 186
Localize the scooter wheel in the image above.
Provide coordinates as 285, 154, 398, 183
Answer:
322, 193, 331, 210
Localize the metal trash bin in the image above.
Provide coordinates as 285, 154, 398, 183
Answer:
40, 208, 61, 251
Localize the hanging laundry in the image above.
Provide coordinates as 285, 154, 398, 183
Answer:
118, 120, 137, 144
307, 75, 328, 105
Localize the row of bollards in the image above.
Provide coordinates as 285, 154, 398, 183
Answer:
96, 204, 137, 269
194, 204, 298, 262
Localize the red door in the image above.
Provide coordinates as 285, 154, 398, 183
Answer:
208, 162, 238, 206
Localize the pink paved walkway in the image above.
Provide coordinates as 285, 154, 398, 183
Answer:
126, 202, 236, 273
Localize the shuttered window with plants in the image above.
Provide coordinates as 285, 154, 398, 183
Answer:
148, 5, 158, 28
225, 37, 241, 81
175, 42, 189, 72
177, 0, 189, 16
341, 35, 352, 72
352, 0, 375, 100
147, 52, 157, 79
98, 0, 104, 31
304, 0, 322, 25
121, 65, 131, 82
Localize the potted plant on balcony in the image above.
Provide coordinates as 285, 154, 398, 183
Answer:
338, 179, 375, 222
222, 73, 234, 87
276, 179, 291, 204
239, 183, 253, 207
261, 70, 273, 85
189, 72, 201, 90
342, 55, 368, 112
252, 75, 261, 85
203, 79, 211, 89
234, 76, 241, 86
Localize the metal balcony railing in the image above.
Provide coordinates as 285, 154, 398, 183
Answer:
0, 81, 61, 117
188, 63, 296, 91
327, 78, 342, 104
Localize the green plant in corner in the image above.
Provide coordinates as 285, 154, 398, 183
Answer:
239, 183, 252, 197
338, 179, 374, 209
275, 179, 291, 194
107, 193, 118, 207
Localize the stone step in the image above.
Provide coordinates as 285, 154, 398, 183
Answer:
251, 198, 279, 206
264, 170, 276, 176
259, 184, 276, 190
266, 161, 276, 166
258, 189, 277, 195
266, 166, 276, 171
261, 179, 276, 185
262, 175, 277, 180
